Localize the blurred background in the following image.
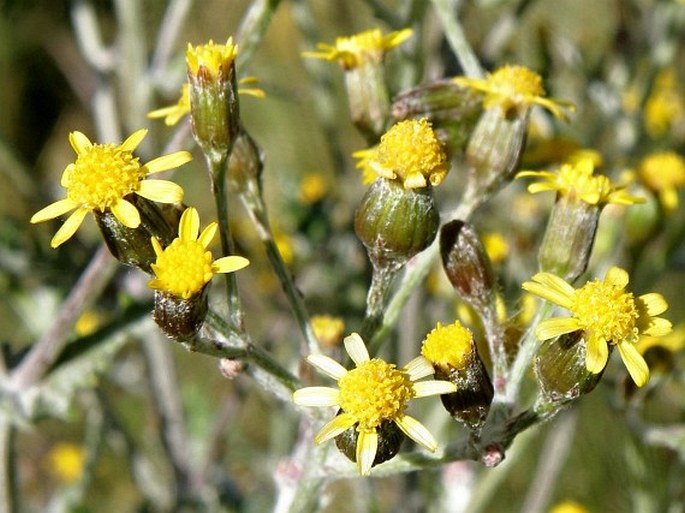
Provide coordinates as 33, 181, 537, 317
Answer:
1, 0, 684, 512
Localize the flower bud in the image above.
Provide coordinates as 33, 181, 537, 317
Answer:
344, 61, 390, 140
439, 220, 496, 310
335, 415, 404, 469
94, 195, 181, 273
227, 130, 263, 194
534, 331, 605, 404
464, 108, 528, 199
392, 81, 482, 157
186, 38, 240, 162
153, 285, 209, 341
537, 198, 600, 283
355, 177, 439, 267
421, 321, 493, 430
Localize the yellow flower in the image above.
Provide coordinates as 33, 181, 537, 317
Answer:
523, 267, 672, 387
30, 129, 191, 248
637, 151, 685, 212
517, 157, 644, 206
48, 443, 85, 483
186, 38, 238, 80
148, 79, 266, 126
421, 321, 474, 370
454, 65, 574, 120
311, 315, 345, 347
644, 68, 685, 139
482, 232, 509, 265
299, 173, 329, 204
368, 118, 448, 189
293, 333, 456, 475
148, 207, 249, 299
549, 501, 590, 513
302, 28, 412, 70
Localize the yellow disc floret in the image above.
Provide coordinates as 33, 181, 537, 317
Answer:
370, 119, 448, 189
572, 280, 638, 345
151, 238, 214, 299
63, 144, 144, 212
186, 38, 238, 80
421, 321, 473, 369
337, 358, 414, 431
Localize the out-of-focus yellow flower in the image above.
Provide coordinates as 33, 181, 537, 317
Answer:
48, 443, 85, 483
274, 228, 295, 266
302, 28, 412, 70
454, 65, 575, 120
311, 315, 345, 347
299, 173, 329, 204
549, 500, 590, 513
637, 151, 685, 213
644, 68, 685, 139
481, 232, 509, 265
637, 324, 685, 355
74, 310, 103, 337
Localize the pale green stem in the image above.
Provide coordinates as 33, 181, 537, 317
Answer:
149, 0, 193, 80
361, 260, 403, 346
208, 155, 245, 329
430, 0, 484, 79
238, 183, 320, 355
7, 245, 117, 392
236, 0, 283, 71
204, 310, 299, 397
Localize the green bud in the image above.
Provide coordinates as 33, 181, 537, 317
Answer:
440, 220, 496, 310
345, 61, 390, 140
94, 196, 181, 273
538, 198, 600, 283
535, 331, 605, 404
392, 81, 482, 157
227, 130, 263, 194
355, 178, 439, 268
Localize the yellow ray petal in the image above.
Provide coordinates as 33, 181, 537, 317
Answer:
395, 415, 437, 452
144, 151, 192, 174
292, 386, 340, 407
412, 380, 456, 398
68, 131, 93, 155
605, 267, 629, 288
179, 208, 200, 241
137, 180, 184, 204
585, 336, 609, 374
306, 354, 348, 381
356, 430, 378, 476
198, 222, 218, 248
31, 198, 78, 224
535, 318, 580, 341
344, 333, 369, 366
616, 341, 650, 387
637, 293, 668, 316
313, 413, 356, 445
403, 356, 434, 381
120, 129, 148, 152
50, 207, 89, 248
111, 198, 141, 228
212, 256, 250, 274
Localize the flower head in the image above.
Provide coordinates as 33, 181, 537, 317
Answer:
517, 157, 644, 206
454, 65, 574, 120
311, 315, 345, 347
293, 333, 455, 475
421, 321, 474, 370
148, 207, 249, 299
637, 151, 685, 213
644, 68, 685, 139
186, 38, 238, 81
30, 129, 190, 248
47, 443, 85, 483
523, 267, 672, 386
303, 28, 412, 70
368, 118, 448, 189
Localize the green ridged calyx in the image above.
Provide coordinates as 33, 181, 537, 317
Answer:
354, 177, 439, 268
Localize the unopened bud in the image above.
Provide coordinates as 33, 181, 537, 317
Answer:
440, 220, 496, 310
